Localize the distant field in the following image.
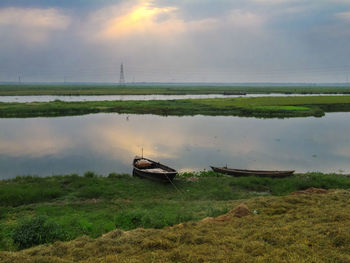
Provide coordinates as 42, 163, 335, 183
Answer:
1, 95, 350, 118
0, 84, 350, 96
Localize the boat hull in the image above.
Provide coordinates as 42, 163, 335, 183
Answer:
133, 157, 177, 183
211, 166, 294, 178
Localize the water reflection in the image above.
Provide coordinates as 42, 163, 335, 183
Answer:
0, 123, 70, 157
0, 113, 350, 179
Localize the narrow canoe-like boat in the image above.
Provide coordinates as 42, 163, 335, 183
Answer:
133, 156, 177, 182
210, 166, 294, 178
223, 91, 247, 96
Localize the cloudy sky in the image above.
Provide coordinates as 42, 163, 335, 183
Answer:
0, 0, 350, 83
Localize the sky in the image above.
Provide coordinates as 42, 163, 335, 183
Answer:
0, 0, 350, 83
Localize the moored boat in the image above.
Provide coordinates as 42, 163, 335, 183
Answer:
210, 166, 294, 178
133, 156, 177, 182
223, 91, 247, 95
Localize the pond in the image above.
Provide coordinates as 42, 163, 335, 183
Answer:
0, 113, 350, 179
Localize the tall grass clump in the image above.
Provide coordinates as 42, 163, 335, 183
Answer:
0, 176, 64, 206
113, 203, 216, 230
83, 171, 97, 178
12, 216, 68, 249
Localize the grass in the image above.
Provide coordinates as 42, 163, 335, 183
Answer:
252, 105, 311, 111
1, 84, 350, 96
1, 189, 350, 262
1, 95, 350, 118
0, 171, 350, 252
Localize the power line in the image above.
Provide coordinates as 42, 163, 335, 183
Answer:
119, 63, 125, 86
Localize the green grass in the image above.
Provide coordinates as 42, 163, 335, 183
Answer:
0, 84, 350, 96
0, 171, 349, 251
1, 189, 350, 262
252, 105, 311, 111
1, 95, 350, 118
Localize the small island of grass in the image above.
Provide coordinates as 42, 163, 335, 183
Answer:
1, 96, 350, 118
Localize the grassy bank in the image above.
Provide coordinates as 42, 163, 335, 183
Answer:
1, 84, 350, 96
0, 171, 349, 251
1, 96, 350, 118
1, 188, 350, 262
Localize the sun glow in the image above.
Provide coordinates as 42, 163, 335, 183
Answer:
129, 4, 158, 21
100, 1, 180, 39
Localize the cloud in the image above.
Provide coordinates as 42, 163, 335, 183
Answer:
228, 9, 264, 27
0, 7, 70, 29
253, 0, 299, 4
0, 7, 71, 43
100, 3, 182, 39
335, 11, 350, 22
85, 0, 220, 42
1, 0, 350, 82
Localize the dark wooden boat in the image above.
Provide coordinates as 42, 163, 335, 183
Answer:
223, 91, 247, 96
210, 166, 294, 178
133, 156, 177, 182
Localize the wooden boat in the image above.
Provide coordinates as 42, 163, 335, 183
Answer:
223, 91, 247, 96
133, 156, 177, 182
210, 166, 294, 178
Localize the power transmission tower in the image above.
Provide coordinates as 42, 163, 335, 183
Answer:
119, 63, 125, 86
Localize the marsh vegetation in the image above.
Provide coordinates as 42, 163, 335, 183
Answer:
1, 84, 350, 96
0, 172, 349, 251
1, 96, 350, 118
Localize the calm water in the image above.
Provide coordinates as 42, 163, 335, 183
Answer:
0, 113, 350, 179
0, 93, 348, 103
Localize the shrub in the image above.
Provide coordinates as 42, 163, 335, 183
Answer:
114, 210, 144, 230
0, 184, 63, 206
12, 216, 67, 249
84, 171, 97, 178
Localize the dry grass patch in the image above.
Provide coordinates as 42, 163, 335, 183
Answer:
1, 189, 350, 262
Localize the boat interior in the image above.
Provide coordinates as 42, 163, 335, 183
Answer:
134, 158, 172, 173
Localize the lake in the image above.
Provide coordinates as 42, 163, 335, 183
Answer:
0, 112, 349, 179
